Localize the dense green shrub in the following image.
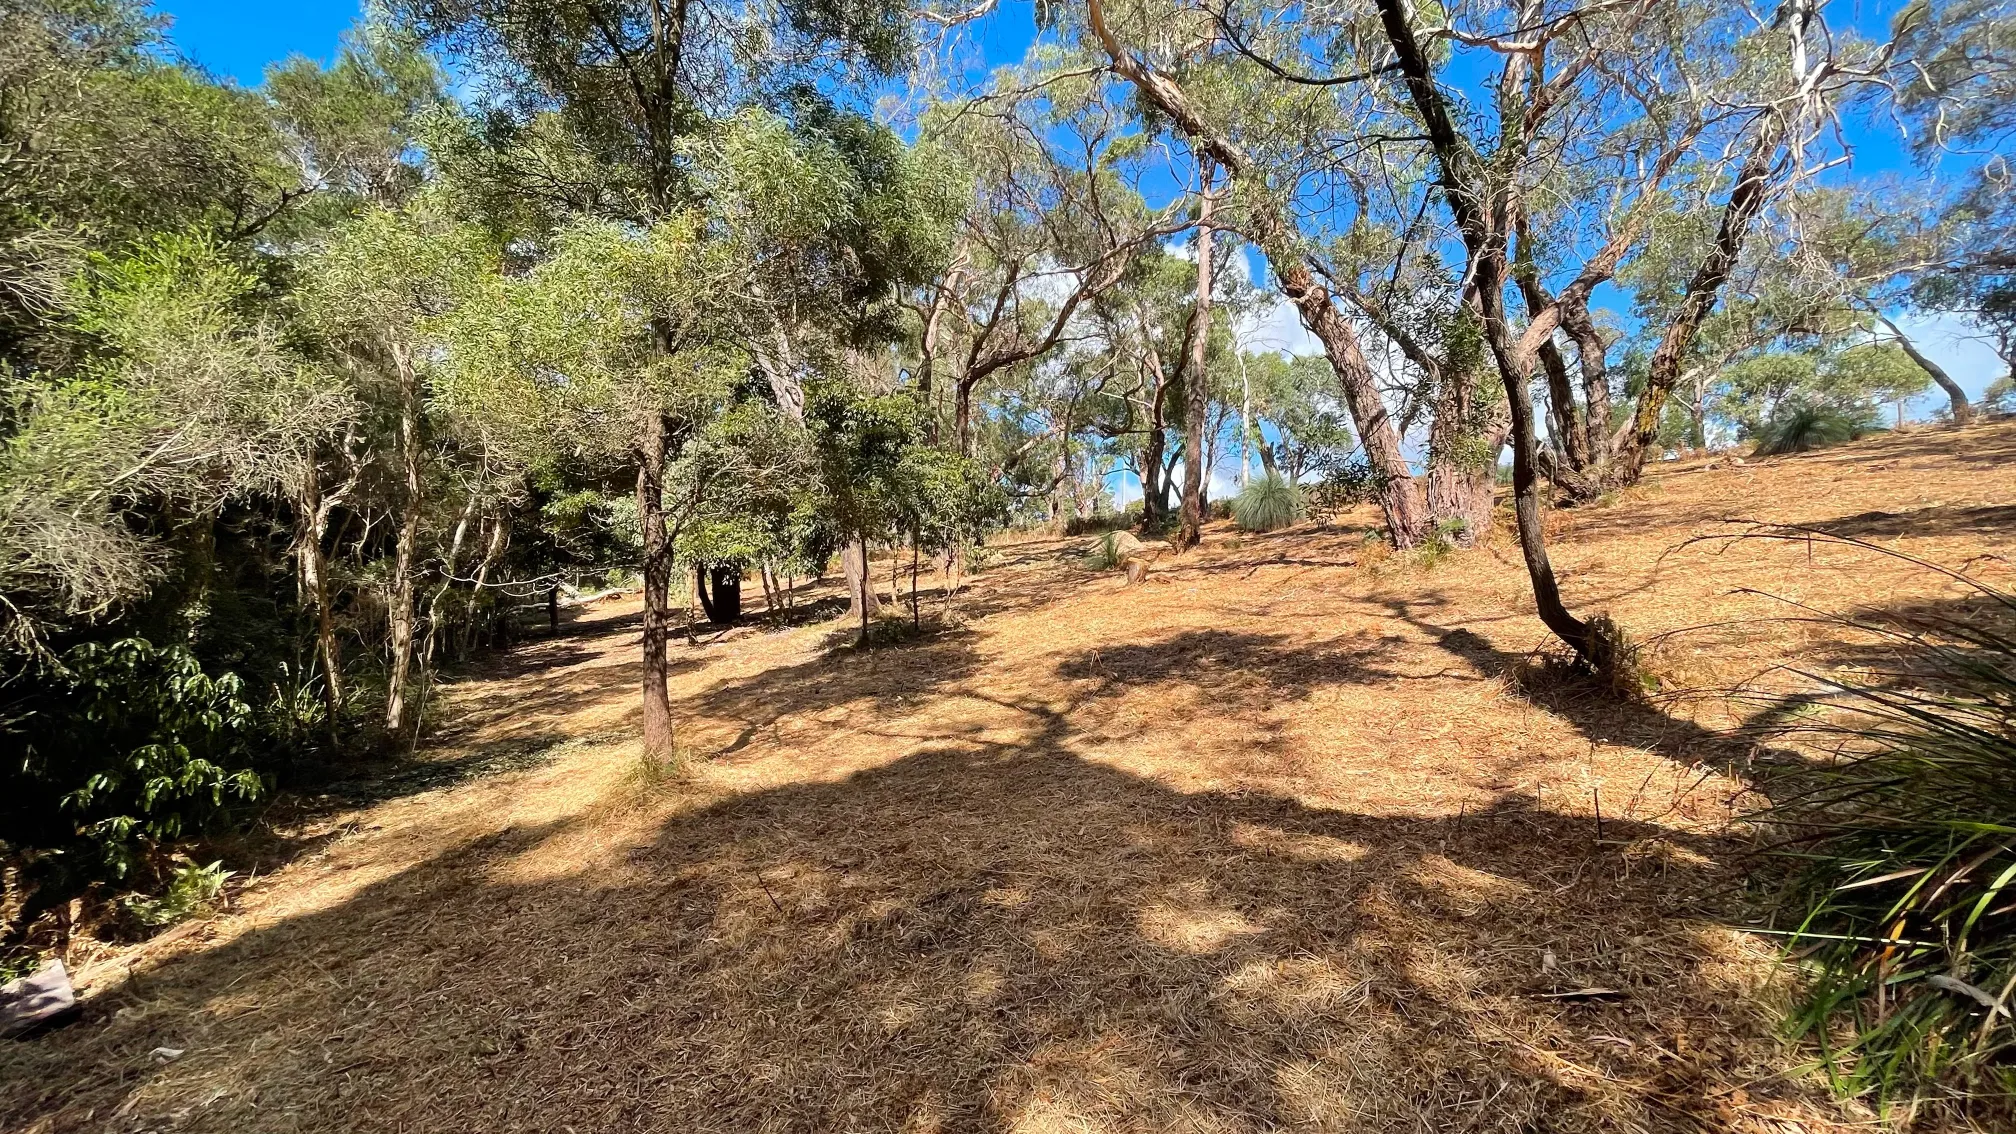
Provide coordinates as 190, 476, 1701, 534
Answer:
1232, 472, 1306, 533
2, 638, 269, 958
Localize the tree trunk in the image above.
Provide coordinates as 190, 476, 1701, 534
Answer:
1085, 0, 1426, 547
1689, 371, 1708, 450
709, 564, 741, 622
1517, 279, 1591, 473
295, 463, 342, 737
1139, 327, 1172, 529
457, 511, 508, 659
1141, 427, 1165, 528
1370, 0, 1591, 658
636, 411, 676, 764
1177, 163, 1216, 549
1878, 313, 1972, 426
842, 538, 881, 621
955, 378, 978, 457
1423, 364, 1505, 545
1560, 296, 1614, 462
693, 565, 718, 622
383, 340, 423, 740
420, 492, 478, 673
1618, 124, 1780, 480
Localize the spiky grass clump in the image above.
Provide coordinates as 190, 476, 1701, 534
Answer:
1735, 533, 2016, 1109
1086, 530, 1144, 570
1232, 472, 1307, 533
1752, 404, 1881, 456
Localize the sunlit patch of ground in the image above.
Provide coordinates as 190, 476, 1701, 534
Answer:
8, 423, 2016, 1132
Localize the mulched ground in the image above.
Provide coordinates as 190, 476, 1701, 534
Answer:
8, 423, 2016, 1133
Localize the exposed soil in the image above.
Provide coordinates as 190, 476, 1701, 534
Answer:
7, 424, 2016, 1133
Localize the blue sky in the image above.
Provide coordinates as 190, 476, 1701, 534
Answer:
153, 0, 366, 83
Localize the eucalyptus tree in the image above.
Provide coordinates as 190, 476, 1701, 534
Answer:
264, 23, 448, 217
436, 214, 745, 762
917, 56, 1186, 460
1069, 0, 1432, 547
1339, 0, 1909, 660
399, 0, 941, 747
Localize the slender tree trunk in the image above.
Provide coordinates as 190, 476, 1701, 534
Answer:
295, 464, 342, 736
1177, 162, 1217, 549
636, 411, 676, 764
763, 320, 807, 422
1877, 313, 1972, 426
1370, 0, 1591, 658
420, 492, 478, 673
955, 378, 978, 457
383, 340, 423, 739
842, 538, 881, 621
458, 515, 507, 657
1139, 329, 1172, 529
1238, 351, 1252, 488
1495, 327, 1591, 656
1690, 371, 1709, 450
1519, 300, 1590, 474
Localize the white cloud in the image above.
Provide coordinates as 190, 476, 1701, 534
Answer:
1229, 247, 1323, 356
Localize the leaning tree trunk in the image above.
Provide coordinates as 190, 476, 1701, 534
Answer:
383, 340, 424, 739
1085, 0, 1427, 547
1878, 313, 1972, 426
1478, 304, 1593, 657
636, 411, 677, 764
1617, 126, 1780, 482
1370, 0, 1592, 659
1176, 163, 1217, 549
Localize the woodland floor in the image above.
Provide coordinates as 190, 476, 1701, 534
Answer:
9, 424, 2016, 1133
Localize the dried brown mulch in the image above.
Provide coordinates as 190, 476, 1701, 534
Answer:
8, 423, 2016, 1133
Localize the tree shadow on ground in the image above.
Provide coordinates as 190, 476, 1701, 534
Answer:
1807, 503, 2016, 543
0, 740, 1841, 1134
678, 627, 992, 758
1371, 595, 1795, 776
291, 729, 587, 810
1052, 628, 1420, 710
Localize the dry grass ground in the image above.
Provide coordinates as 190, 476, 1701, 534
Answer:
7, 424, 2016, 1133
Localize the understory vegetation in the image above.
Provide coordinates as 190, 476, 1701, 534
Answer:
3, 0, 2015, 1118
1739, 536, 2016, 1106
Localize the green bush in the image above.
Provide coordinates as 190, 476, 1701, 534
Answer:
1751, 403, 1881, 456
1748, 543, 2016, 1108
2, 638, 268, 958
1232, 472, 1306, 533
122, 857, 233, 928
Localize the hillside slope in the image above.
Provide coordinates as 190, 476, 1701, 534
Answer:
8, 425, 2016, 1133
